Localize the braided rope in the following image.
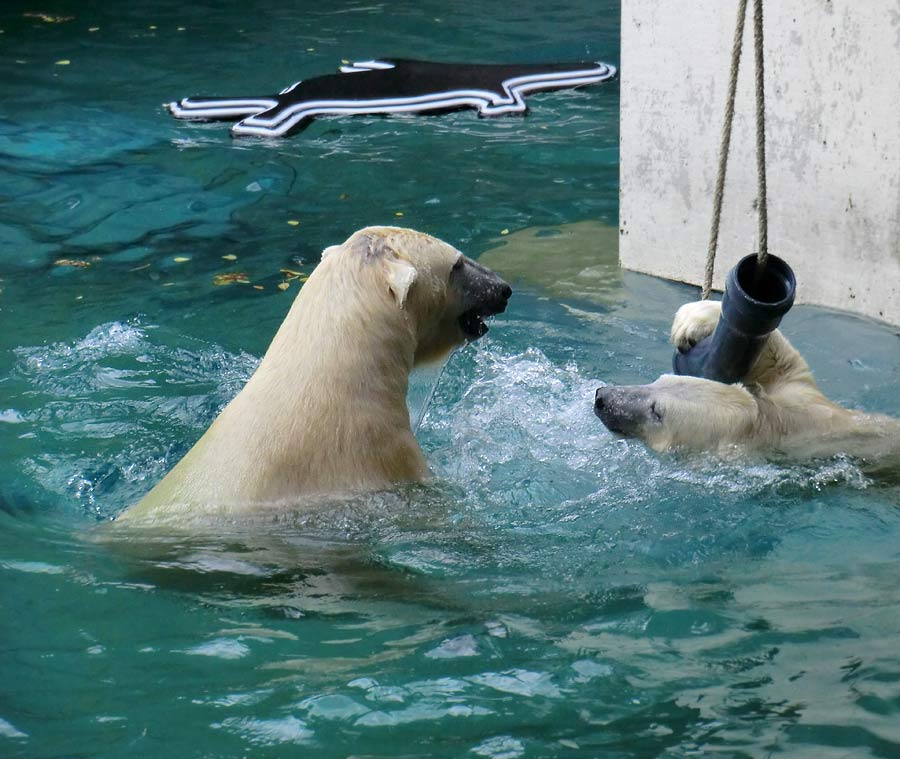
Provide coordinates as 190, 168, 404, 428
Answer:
752, 0, 769, 269
702, 0, 769, 299
702, 0, 749, 299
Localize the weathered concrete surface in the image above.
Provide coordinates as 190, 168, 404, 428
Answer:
620, 0, 900, 326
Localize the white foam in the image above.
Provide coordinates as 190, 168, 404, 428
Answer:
0, 717, 27, 739
471, 736, 525, 759
0, 560, 66, 575
467, 669, 561, 698
425, 634, 480, 659
184, 638, 250, 660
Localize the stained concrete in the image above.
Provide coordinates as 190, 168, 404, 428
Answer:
620, 0, 900, 326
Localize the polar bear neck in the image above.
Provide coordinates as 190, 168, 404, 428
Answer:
121, 250, 433, 519
190, 257, 424, 505
262, 254, 417, 406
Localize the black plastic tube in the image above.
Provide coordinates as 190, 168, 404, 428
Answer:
673, 253, 796, 384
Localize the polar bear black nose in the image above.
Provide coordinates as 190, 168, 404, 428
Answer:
594, 387, 607, 411
500, 283, 512, 301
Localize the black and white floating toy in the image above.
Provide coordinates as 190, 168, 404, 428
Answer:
167, 58, 617, 138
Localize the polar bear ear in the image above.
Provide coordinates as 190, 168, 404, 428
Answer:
381, 254, 417, 308
363, 234, 417, 308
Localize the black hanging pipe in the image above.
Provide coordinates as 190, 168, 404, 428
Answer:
673, 253, 796, 384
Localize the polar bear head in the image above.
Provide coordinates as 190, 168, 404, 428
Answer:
319, 226, 512, 365
594, 374, 759, 453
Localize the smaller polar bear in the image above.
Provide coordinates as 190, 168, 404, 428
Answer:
595, 299, 900, 471
121, 226, 511, 523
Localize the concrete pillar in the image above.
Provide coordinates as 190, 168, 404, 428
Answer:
620, 0, 900, 326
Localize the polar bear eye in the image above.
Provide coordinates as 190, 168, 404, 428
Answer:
451, 257, 464, 273
650, 401, 663, 423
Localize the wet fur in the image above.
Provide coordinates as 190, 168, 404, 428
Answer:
603, 300, 900, 469
122, 227, 508, 522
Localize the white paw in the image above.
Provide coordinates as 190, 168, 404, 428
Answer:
670, 300, 722, 351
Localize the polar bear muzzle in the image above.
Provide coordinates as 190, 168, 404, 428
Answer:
453, 256, 512, 339
594, 385, 661, 437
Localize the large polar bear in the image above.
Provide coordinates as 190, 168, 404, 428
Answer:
595, 300, 900, 471
121, 226, 511, 522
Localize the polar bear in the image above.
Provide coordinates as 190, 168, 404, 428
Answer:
120, 226, 511, 522
594, 300, 900, 470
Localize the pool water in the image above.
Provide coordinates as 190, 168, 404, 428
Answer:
2, 1, 900, 757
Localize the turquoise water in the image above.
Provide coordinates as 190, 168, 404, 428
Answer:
2, 2, 900, 757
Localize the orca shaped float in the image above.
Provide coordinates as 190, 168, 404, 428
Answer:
167, 58, 617, 138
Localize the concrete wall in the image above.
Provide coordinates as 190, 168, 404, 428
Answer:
620, 0, 900, 326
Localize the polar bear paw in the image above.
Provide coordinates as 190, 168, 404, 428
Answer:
671, 300, 722, 352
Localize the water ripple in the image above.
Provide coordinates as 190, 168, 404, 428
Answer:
211, 715, 313, 746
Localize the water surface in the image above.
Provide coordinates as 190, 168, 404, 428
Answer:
2, 1, 900, 758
